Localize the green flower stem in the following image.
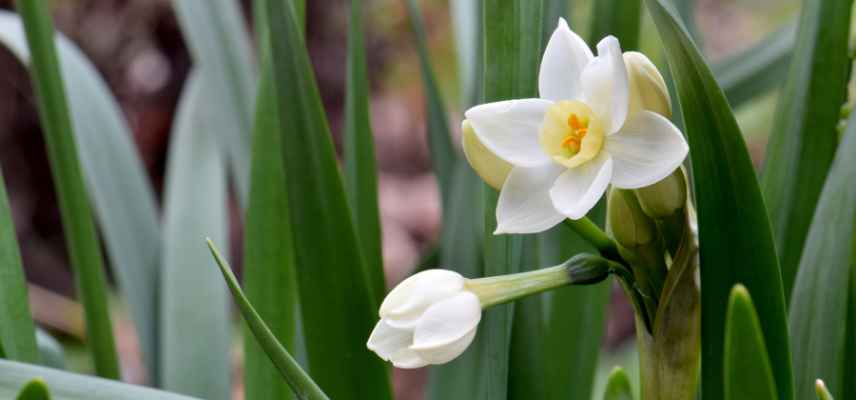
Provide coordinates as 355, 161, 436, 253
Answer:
466, 254, 615, 308
563, 217, 622, 262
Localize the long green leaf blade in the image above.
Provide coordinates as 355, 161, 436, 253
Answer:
207, 240, 329, 400
263, 1, 392, 398
243, 58, 300, 400
589, 0, 641, 50
0, 170, 38, 363
540, 219, 609, 400
15, 379, 50, 400
173, 0, 256, 205
643, 1, 794, 399
788, 110, 856, 400
762, 0, 853, 300
159, 73, 231, 399
15, 0, 119, 379
404, 0, 458, 202
724, 285, 778, 400
481, 1, 543, 398
344, 0, 385, 303
0, 360, 201, 400
0, 10, 162, 381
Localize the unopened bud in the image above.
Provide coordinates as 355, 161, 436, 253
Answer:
564, 253, 611, 285
461, 120, 512, 190
635, 168, 687, 219
608, 187, 656, 249
624, 51, 672, 118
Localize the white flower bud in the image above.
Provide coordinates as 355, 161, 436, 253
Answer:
367, 270, 481, 368
624, 51, 672, 118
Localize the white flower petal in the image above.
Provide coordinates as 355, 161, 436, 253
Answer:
412, 327, 477, 365
539, 17, 593, 101
366, 319, 412, 360
606, 111, 689, 189
550, 154, 613, 219
410, 292, 481, 363
465, 99, 553, 167
380, 269, 464, 329
581, 36, 629, 134
389, 348, 429, 369
495, 164, 566, 234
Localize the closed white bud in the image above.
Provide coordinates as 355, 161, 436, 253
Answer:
367, 270, 481, 368
624, 51, 672, 118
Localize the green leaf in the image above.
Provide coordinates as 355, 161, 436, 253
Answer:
481, 2, 543, 398
762, 0, 852, 300
262, 1, 392, 399
344, 0, 385, 303
16, 379, 50, 400
159, 73, 231, 399
0, 170, 38, 363
542, 0, 568, 43
207, 240, 329, 400
603, 367, 634, 400
724, 285, 778, 400
15, 0, 119, 379
403, 0, 459, 203
450, 0, 481, 106
788, 110, 856, 400
589, 0, 641, 51
508, 236, 546, 400
173, 0, 256, 205
713, 22, 795, 108
0, 10, 162, 381
243, 54, 300, 400
539, 213, 609, 400
0, 360, 201, 399
642, 1, 794, 399
427, 164, 486, 400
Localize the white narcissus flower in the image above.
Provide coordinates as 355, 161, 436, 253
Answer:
366, 270, 481, 368
463, 18, 689, 234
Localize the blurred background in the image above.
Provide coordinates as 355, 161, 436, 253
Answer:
0, 0, 799, 398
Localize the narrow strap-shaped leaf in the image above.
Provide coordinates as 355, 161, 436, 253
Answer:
816, 380, 835, 400
0, 10, 162, 380
427, 164, 486, 400
263, 1, 392, 398
481, 2, 543, 398
243, 54, 300, 400
724, 285, 778, 400
404, 0, 459, 202
762, 0, 853, 300
0, 171, 38, 363
15, 0, 119, 379
603, 367, 634, 400
15, 379, 50, 400
713, 22, 795, 108
207, 240, 329, 400
159, 73, 231, 399
0, 360, 201, 400
542, 0, 568, 43
173, 0, 256, 205
589, 0, 641, 50
540, 208, 609, 400
643, 1, 794, 399
344, 0, 385, 303
508, 236, 546, 400
788, 110, 856, 400
451, 0, 481, 106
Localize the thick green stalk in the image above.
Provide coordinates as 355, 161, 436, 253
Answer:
15, 0, 119, 379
